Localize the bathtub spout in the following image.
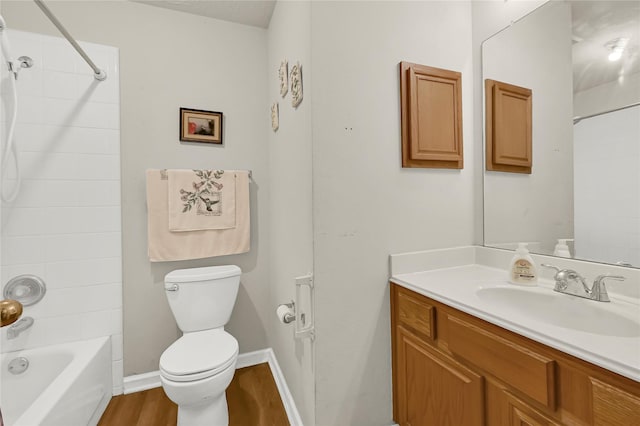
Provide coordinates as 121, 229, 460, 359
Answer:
7, 316, 34, 339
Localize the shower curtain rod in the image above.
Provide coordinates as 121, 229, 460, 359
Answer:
573, 101, 640, 124
33, 0, 107, 81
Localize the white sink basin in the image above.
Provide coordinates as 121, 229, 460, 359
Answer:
476, 286, 640, 337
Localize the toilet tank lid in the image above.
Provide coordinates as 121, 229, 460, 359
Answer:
165, 265, 241, 283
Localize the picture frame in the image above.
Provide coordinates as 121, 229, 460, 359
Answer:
180, 108, 223, 144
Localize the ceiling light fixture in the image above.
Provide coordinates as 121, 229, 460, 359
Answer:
605, 37, 629, 62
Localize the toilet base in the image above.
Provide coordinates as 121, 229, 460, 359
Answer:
177, 393, 229, 426
159, 332, 238, 426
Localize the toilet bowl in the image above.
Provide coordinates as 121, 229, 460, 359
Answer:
160, 329, 239, 425
159, 265, 241, 426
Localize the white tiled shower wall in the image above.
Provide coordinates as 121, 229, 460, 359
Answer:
0, 30, 123, 393
574, 105, 640, 267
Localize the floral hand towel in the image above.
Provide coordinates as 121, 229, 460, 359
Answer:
168, 169, 236, 231
146, 169, 250, 262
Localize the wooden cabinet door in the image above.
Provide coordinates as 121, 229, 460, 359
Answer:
395, 326, 484, 426
591, 378, 640, 425
400, 62, 464, 169
485, 79, 532, 174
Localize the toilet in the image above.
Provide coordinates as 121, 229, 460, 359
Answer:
159, 265, 241, 426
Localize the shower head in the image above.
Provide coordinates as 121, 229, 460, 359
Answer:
0, 15, 32, 79
1, 30, 15, 64
0, 15, 16, 73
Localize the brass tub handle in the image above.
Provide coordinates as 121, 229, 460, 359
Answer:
1, 299, 23, 327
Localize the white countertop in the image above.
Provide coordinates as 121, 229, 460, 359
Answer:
391, 264, 640, 382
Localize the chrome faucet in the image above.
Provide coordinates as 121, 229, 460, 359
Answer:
541, 264, 625, 302
7, 316, 34, 339
590, 275, 626, 302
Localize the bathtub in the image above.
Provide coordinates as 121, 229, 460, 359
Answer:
1, 337, 112, 426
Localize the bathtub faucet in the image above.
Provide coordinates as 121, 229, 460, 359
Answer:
7, 316, 34, 339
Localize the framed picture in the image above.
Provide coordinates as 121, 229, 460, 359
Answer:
180, 108, 223, 144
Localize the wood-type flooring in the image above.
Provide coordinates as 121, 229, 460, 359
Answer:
98, 363, 289, 426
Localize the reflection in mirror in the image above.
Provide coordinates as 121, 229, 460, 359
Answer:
483, 1, 640, 268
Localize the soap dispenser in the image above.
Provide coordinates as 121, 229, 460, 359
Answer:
509, 243, 538, 286
553, 239, 573, 258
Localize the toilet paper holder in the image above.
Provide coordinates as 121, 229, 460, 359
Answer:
278, 302, 296, 324
294, 273, 315, 341
276, 273, 315, 341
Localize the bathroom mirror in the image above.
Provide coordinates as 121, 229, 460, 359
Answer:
482, 0, 640, 268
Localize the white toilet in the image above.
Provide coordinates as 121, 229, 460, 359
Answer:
159, 265, 241, 426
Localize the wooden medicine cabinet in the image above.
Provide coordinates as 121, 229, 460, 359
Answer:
400, 62, 463, 169
485, 79, 533, 174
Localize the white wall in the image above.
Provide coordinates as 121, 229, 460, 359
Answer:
574, 71, 640, 117
574, 105, 640, 266
0, 30, 123, 392
311, 2, 475, 424
266, 2, 315, 424
1, 0, 270, 376
481, 1, 574, 254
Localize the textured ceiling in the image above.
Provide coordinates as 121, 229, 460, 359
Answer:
571, 1, 640, 93
132, 0, 276, 29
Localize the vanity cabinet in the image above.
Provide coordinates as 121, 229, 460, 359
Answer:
390, 283, 640, 426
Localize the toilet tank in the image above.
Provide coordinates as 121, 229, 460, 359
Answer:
164, 265, 241, 332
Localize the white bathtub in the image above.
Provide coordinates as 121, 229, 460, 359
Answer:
1, 337, 112, 426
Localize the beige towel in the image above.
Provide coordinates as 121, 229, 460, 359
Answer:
146, 169, 250, 262
168, 169, 236, 231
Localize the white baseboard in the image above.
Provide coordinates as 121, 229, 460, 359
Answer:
112, 384, 123, 396
123, 370, 161, 395
263, 348, 303, 426
121, 348, 302, 426
235, 348, 270, 368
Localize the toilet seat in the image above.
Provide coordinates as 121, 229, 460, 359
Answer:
160, 329, 238, 383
